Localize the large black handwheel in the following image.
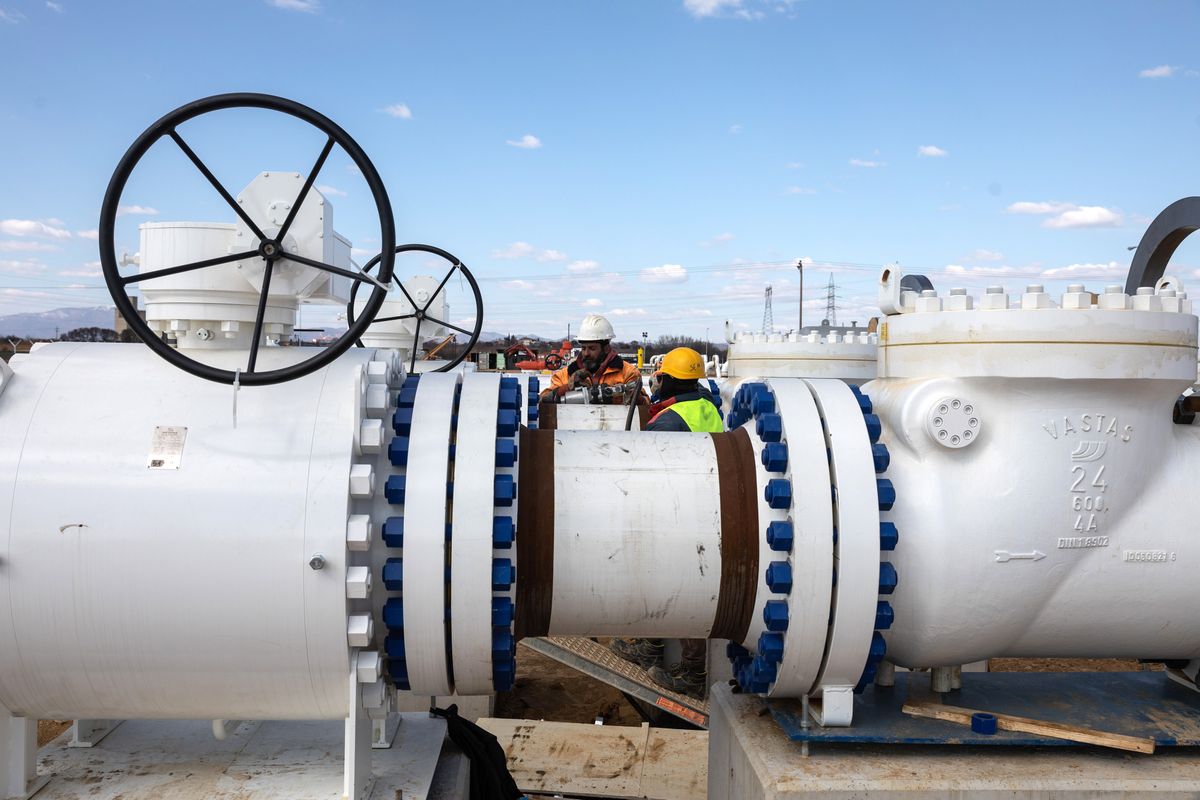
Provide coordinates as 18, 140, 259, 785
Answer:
1126, 197, 1200, 293
99, 92, 396, 386
347, 244, 483, 374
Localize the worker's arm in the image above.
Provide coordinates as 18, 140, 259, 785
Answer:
539, 367, 581, 401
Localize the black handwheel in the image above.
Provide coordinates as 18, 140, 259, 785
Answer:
99, 92, 396, 386
544, 353, 563, 371
1126, 197, 1200, 293
347, 244, 484, 374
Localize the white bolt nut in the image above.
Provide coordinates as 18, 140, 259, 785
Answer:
356, 650, 383, 683
1132, 287, 1162, 312
365, 384, 389, 418
347, 614, 374, 648
346, 514, 372, 551
915, 290, 942, 313
361, 678, 386, 709
980, 287, 1009, 310
366, 360, 389, 384
944, 290, 974, 311
349, 464, 375, 499
1021, 286, 1055, 310
1062, 290, 1093, 310
1098, 286, 1129, 310
346, 566, 373, 599
358, 419, 385, 455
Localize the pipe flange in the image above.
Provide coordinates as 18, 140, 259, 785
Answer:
926, 396, 979, 449
382, 373, 420, 690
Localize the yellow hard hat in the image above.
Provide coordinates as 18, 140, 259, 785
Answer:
660, 347, 706, 380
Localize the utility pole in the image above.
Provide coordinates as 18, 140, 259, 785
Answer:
796, 259, 804, 332
704, 327, 710, 360
762, 285, 774, 335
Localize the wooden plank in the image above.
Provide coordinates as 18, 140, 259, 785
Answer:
477, 718, 707, 799
902, 701, 1156, 754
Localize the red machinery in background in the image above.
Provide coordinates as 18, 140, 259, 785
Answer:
503, 340, 572, 371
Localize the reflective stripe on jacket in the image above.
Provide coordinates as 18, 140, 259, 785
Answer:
645, 391, 724, 432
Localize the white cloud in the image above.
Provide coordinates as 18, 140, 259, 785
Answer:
786, 161, 804, 169
266, 0, 318, 11
1139, 65, 1176, 78
608, 307, 648, 317
785, 186, 817, 195
75, 229, 98, 240
583, 298, 603, 307
567, 259, 598, 274
346, 163, 363, 177
918, 144, 948, 157
0, 8, 24, 22
684, 0, 741, 16
1043, 206, 1122, 229
729, 123, 743, 134
702, 232, 735, 246
537, 249, 567, 263
505, 134, 542, 150
492, 241, 535, 260
944, 264, 1017, 277
45, 1, 63, 11
60, 261, 102, 277
0, 219, 71, 238
1040, 261, 1123, 279
0, 240, 58, 252
380, 103, 412, 119
640, 264, 688, 284
0, 259, 46, 275
1006, 200, 1122, 228
316, 184, 346, 197
968, 248, 1003, 262
350, 247, 376, 259
116, 205, 159, 217
505, 279, 535, 290
850, 158, 884, 168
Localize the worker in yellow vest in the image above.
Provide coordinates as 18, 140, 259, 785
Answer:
612, 346, 721, 697
644, 347, 722, 433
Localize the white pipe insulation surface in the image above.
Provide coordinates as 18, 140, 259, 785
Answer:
0, 343, 388, 720
547, 431, 722, 637
873, 290, 1200, 667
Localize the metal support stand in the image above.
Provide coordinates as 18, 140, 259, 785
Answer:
343, 670, 374, 800
0, 710, 46, 800
372, 712, 401, 749
69, 719, 122, 748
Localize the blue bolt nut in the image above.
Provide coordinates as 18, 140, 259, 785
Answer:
764, 478, 793, 509
397, 386, 418, 408
492, 558, 516, 590
761, 442, 788, 473
492, 629, 514, 656
752, 392, 776, 416
850, 384, 873, 414
752, 655, 778, 686
871, 442, 890, 473
855, 663, 877, 693
528, 405, 539, 421
766, 520, 794, 551
498, 386, 520, 410
879, 561, 898, 594
971, 712, 998, 735
868, 631, 887, 662
880, 521, 899, 551
737, 662, 754, 691
383, 598, 404, 629
494, 474, 516, 507
383, 558, 404, 591
382, 516, 404, 548
495, 439, 518, 468
497, 408, 520, 437
385, 634, 406, 659
863, 413, 882, 443
492, 596, 514, 627
756, 413, 783, 443
763, 599, 789, 632
388, 436, 410, 467
765, 561, 793, 594
392, 406, 414, 436
385, 475, 406, 505
492, 516, 515, 549
726, 641, 751, 661
877, 478, 896, 510
875, 600, 894, 630
403, 374, 420, 388
492, 659, 515, 691
758, 631, 785, 663
388, 658, 410, 690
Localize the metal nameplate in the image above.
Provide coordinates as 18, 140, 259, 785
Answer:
147, 425, 187, 469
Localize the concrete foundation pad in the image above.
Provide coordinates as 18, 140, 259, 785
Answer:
709, 682, 1200, 798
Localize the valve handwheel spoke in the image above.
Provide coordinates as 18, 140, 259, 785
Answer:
99, 92, 396, 386
347, 243, 484, 374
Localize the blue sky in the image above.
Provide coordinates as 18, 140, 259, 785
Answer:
1, 0, 1199, 340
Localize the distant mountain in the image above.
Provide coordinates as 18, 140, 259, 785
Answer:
0, 306, 116, 338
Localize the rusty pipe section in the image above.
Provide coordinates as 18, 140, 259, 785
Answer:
515, 427, 758, 641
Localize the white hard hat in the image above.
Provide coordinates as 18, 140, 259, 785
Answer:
577, 314, 615, 342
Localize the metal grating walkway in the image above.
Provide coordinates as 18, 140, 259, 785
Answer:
521, 637, 710, 728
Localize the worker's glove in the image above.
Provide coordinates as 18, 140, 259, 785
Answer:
569, 368, 592, 389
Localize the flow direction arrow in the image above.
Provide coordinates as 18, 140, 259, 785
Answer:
993, 550, 1046, 563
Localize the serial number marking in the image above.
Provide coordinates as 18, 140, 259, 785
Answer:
1058, 536, 1109, 549
1123, 549, 1175, 563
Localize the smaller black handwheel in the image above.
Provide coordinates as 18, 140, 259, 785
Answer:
347, 244, 484, 374
544, 353, 563, 371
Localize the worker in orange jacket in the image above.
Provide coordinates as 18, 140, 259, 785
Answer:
540, 314, 648, 405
